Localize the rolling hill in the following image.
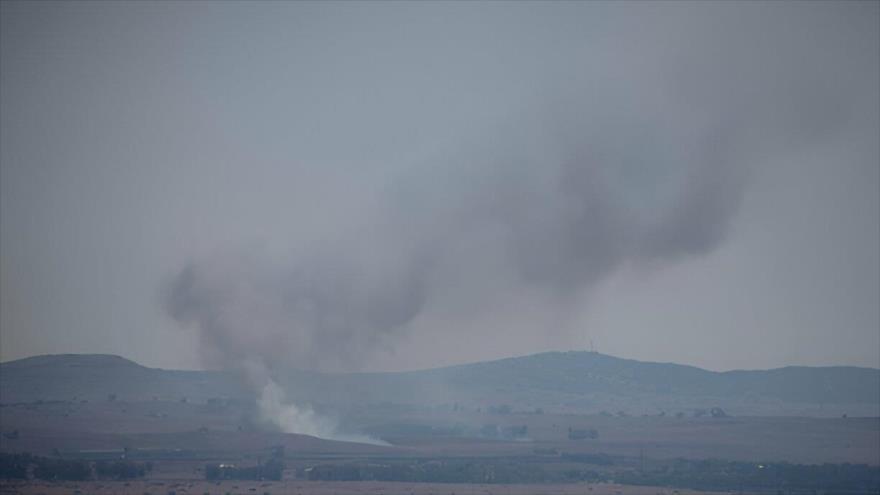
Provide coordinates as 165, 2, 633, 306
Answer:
2, 351, 878, 416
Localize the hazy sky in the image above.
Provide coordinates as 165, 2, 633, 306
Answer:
2, 1, 878, 372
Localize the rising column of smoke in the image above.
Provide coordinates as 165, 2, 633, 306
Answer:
166, 250, 416, 443
163, 4, 871, 439
243, 359, 387, 445
163, 103, 749, 441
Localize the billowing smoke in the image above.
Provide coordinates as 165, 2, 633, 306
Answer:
163, 3, 875, 439
164, 106, 749, 440
166, 112, 750, 363
166, 250, 416, 443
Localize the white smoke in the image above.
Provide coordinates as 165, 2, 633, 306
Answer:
166, 261, 391, 444
257, 380, 387, 445
235, 359, 387, 445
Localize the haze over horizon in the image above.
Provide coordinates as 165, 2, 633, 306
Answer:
3, 348, 880, 375
2, 1, 878, 374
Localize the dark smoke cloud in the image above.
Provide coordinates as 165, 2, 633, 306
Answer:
165, 110, 751, 373
167, 250, 430, 372
163, 1, 877, 374
0, 1, 874, 378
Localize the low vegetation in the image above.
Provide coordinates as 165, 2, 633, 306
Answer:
297, 457, 880, 491
0, 452, 151, 481
617, 459, 880, 492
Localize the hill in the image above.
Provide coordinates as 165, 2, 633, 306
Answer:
2, 351, 878, 416
0, 354, 248, 404
280, 351, 879, 416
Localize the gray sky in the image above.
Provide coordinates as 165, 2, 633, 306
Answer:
1, 1, 878, 372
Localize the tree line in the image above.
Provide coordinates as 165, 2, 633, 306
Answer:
0, 452, 152, 481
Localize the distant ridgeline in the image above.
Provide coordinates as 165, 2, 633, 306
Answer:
1, 352, 878, 416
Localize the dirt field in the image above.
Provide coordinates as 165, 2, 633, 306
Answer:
0, 480, 726, 495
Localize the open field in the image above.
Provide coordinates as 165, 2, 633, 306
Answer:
2, 355, 878, 493
0, 480, 726, 495
2, 398, 878, 465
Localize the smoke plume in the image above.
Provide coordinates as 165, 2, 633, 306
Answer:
164, 103, 750, 440
162, 2, 875, 438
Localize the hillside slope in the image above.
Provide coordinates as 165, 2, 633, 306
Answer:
0, 354, 248, 403
280, 351, 879, 415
